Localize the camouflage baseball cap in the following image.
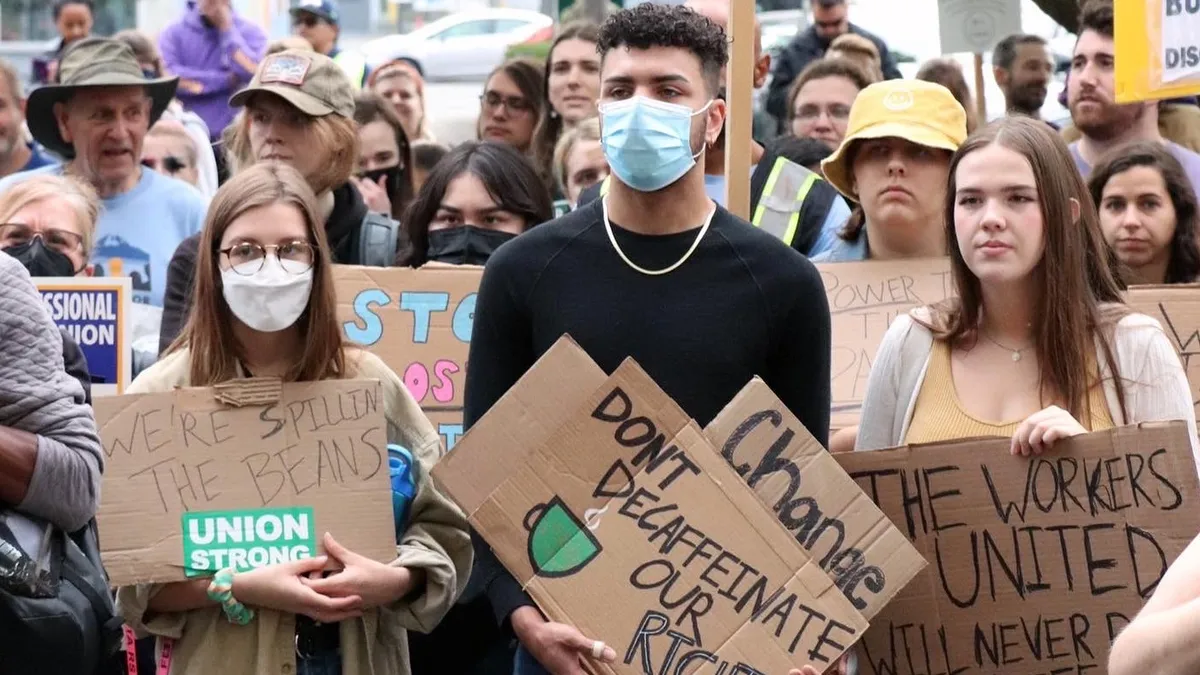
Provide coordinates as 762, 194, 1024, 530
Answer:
229, 50, 353, 118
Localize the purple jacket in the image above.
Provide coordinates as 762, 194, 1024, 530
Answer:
159, 2, 267, 140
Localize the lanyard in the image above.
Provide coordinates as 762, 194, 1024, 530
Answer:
123, 626, 173, 675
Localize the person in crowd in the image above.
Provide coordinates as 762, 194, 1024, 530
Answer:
772, 135, 834, 174
464, 7, 833, 674
553, 117, 607, 209
0, 250, 102, 565
158, 0, 268, 143
827, 33, 882, 82
411, 140, 447, 194
814, 79, 966, 262
399, 141, 551, 269
142, 119, 202, 190
1109, 532, 1200, 674
1089, 141, 1200, 285
32, 0, 94, 85
267, 36, 313, 56
158, 49, 402, 354
532, 22, 601, 196
992, 33, 1055, 123
291, 0, 369, 88
116, 162, 470, 675
370, 60, 435, 142
401, 142, 551, 674
765, 0, 900, 133
1068, 0, 1200, 194
0, 174, 100, 402
853, 116, 1197, 468
477, 59, 544, 157
916, 58, 979, 133
114, 30, 220, 197
788, 57, 872, 150
353, 91, 414, 223
0, 60, 57, 179
0, 38, 207, 308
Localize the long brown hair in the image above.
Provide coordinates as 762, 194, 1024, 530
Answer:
168, 163, 348, 385
931, 116, 1129, 422
916, 58, 978, 133
353, 91, 415, 222
532, 22, 600, 191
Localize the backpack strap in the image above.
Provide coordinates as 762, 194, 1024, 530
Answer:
358, 213, 400, 267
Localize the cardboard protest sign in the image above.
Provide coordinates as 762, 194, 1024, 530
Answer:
436, 338, 879, 673
35, 276, 133, 396
816, 259, 952, 429
1115, 0, 1200, 103
95, 378, 395, 586
335, 264, 481, 450
704, 379, 927, 621
1125, 285, 1200, 418
834, 423, 1200, 675
937, 0, 1020, 55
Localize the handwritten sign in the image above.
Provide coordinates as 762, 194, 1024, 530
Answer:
335, 264, 481, 450
938, 0, 1021, 54
704, 379, 927, 620
35, 276, 133, 396
95, 379, 394, 586
436, 339, 893, 673
1126, 285, 1200, 418
834, 423, 1200, 675
1115, 0, 1200, 102
817, 259, 953, 429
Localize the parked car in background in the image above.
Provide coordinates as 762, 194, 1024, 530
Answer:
361, 8, 553, 80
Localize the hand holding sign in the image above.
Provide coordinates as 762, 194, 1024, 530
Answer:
512, 606, 616, 675
1010, 405, 1088, 456
301, 532, 422, 609
231, 555, 364, 623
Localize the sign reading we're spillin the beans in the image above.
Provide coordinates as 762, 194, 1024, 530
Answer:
94, 378, 395, 586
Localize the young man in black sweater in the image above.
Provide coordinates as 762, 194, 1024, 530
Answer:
463, 5, 833, 674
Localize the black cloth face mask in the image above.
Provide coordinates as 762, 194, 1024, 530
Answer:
426, 226, 517, 266
359, 165, 405, 204
4, 238, 76, 277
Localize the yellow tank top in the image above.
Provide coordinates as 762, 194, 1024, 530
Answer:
904, 340, 1115, 444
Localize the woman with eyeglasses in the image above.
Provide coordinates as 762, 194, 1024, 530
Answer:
788, 58, 872, 151
477, 58, 544, 156
116, 162, 471, 675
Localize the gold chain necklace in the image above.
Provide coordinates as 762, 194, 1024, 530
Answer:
602, 197, 715, 276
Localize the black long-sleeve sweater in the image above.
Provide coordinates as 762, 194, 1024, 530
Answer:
463, 198, 832, 627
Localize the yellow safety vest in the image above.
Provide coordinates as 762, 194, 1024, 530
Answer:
749, 157, 822, 248
333, 50, 367, 89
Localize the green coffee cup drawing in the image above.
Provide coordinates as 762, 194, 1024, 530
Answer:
524, 496, 604, 578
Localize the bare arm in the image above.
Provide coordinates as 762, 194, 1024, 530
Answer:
1109, 534, 1200, 675
145, 579, 213, 614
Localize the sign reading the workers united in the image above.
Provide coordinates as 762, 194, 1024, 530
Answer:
35, 276, 133, 396
182, 506, 318, 576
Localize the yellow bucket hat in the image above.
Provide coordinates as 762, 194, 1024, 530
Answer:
820, 79, 969, 201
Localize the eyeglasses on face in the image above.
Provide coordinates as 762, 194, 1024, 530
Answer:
480, 92, 533, 115
0, 222, 85, 254
794, 104, 852, 122
219, 241, 316, 276
293, 14, 321, 28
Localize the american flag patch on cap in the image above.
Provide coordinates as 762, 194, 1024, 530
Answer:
260, 54, 311, 86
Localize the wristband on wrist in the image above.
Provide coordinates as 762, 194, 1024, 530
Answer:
207, 567, 255, 625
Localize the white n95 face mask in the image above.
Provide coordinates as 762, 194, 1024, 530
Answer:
221, 257, 314, 333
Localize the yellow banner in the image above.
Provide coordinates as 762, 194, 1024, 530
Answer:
1116, 0, 1200, 102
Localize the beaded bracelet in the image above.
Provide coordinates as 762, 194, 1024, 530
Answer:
207, 567, 255, 626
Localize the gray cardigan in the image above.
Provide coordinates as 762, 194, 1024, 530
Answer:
0, 252, 103, 535
856, 308, 1200, 474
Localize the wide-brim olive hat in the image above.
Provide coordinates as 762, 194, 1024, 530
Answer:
27, 37, 178, 159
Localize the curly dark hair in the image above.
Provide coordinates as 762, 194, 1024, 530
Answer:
1089, 141, 1200, 284
596, 3, 728, 95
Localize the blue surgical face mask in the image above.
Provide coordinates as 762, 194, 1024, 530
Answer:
600, 96, 713, 192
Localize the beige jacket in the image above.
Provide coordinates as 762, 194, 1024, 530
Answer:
115, 347, 472, 675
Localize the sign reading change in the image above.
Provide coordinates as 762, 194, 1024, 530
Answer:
834, 423, 1200, 675
95, 378, 395, 586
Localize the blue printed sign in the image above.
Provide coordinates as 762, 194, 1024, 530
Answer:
36, 277, 133, 396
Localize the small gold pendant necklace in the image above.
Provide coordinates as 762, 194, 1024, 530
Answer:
983, 332, 1031, 362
